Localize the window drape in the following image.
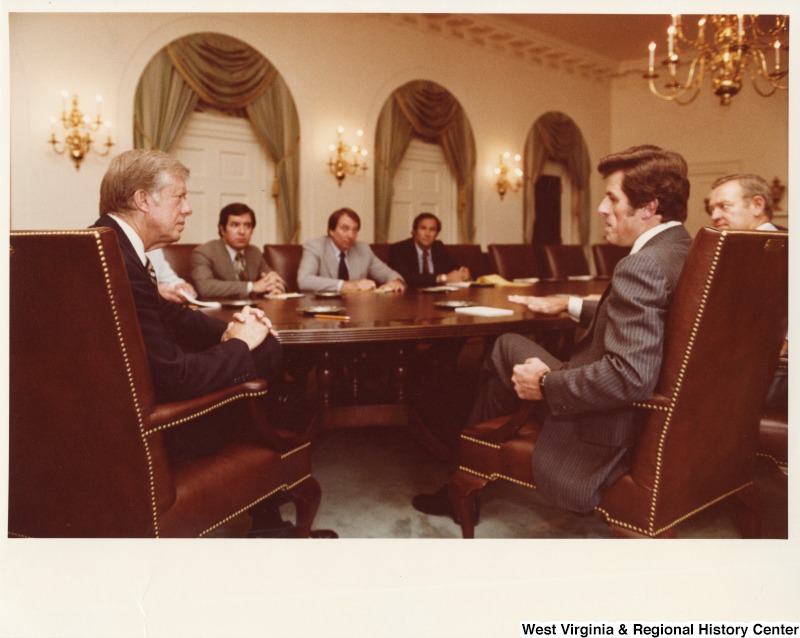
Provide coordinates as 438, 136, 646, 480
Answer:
133, 32, 301, 243
374, 80, 475, 243
523, 111, 591, 247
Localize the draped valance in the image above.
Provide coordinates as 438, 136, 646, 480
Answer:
374, 80, 476, 243
523, 111, 592, 247
134, 33, 301, 243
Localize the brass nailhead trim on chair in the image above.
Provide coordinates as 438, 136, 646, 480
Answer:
640, 232, 727, 536
143, 390, 270, 436
198, 474, 314, 537
281, 441, 312, 459
458, 465, 537, 490
460, 434, 501, 449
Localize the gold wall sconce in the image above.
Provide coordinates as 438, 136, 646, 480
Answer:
495, 152, 523, 199
644, 14, 788, 106
48, 91, 114, 170
328, 126, 368, 187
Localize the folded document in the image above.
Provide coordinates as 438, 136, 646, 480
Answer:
454, 305, 514, 317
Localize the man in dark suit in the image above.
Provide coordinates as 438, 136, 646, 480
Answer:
191, 202, 286, 299
92, 149, 282, 404
413, 145, 693, 516
297, 208, 405, 293
388, 212, 471, 287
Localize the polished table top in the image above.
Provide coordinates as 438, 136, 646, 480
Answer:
200, 279, 609, 345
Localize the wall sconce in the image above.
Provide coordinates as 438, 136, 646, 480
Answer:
495, 152, 523, 199
48, 91, 114, 170
328, 126, 368, 187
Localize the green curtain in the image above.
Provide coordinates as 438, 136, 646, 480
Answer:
374, 80, 476, 243
133, 32, 301, 243
523, 111, 592, 247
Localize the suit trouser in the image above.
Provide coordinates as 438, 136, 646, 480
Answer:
468, 332, 562, 426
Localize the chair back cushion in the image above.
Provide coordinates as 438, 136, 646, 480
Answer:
161, 243, 198, 285
9, 229, 168, 537
263, 244, 303, 292
487, 244, 539, 280
448, 244, 490, 278
542, 244, 590, 280
591, 243, 629, 278
370, 243, 391, 264
601, 228, 789, 534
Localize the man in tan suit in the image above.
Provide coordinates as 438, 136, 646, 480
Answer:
192, 202, 286, 298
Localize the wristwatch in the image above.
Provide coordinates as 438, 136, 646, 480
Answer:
539, 371, 548, 397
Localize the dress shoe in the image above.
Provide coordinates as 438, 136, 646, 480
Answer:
412, 485, 479, 525
308, 529, 339, 539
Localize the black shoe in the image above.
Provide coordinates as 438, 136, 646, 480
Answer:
308, 529, 339, 539
412, 485, 479, 525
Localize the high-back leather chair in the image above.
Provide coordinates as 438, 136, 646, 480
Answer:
10, 229, 321, 537
449, 228, 788, 538
542, 244, 590, 280
161, 243, 198, 285
448, 244, 490, 279
370, 243, 391, 264
487, 244, 539, 281
592, 243, 629, 279
263, 244, 303, 292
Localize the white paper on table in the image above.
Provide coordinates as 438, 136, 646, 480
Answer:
454, 306, 514, 317
179, 290, 222, 308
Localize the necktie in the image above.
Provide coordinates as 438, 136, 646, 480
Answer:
145, 258, 158, 288
338, 251, 349, 280
235, 251, 247, 281
421, 248, 430, 274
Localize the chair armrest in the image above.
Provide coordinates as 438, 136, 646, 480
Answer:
466, 401, 536, 444
144, 379, 269, 434
632, 393, 672, 412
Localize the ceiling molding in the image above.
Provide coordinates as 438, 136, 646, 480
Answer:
374, 13, 620, 84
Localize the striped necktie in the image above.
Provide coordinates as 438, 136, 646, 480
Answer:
234, 251, 247, 281
145, 257, 158, 288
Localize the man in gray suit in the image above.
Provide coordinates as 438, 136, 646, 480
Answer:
297, 208, 405, 293
413, 145, 693, 516
191, 202, 286, 298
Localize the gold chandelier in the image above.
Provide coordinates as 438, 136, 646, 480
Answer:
644, 15, 789, 106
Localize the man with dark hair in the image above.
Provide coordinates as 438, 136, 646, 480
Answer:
706, 173, 780, 231
388, 212, 471, 287
413, 145, 693, 516
297, 207, 405, 292
191, 202, 286, 298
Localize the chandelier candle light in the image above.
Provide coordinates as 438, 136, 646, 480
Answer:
48, 91, 114, 170
644, 14, 789, 106
328, 126, 368, 186
495, 152, 523, 200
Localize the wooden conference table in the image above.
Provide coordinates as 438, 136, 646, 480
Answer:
200, 278, 608, 460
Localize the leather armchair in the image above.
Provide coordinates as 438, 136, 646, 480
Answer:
161, 243, 198, 285
447, 244, 490, 279
9, 229, 321, 537
542, 244, 590, 280
449, 228, 788, 538
263, 244, 303, 292
591, 243, 629, 279
487, 244, 539, 281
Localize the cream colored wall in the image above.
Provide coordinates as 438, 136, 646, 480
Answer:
8, 12, 613, 247
9, 12, 789, 247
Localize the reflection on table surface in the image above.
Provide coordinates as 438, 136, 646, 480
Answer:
198, 279, 608, 345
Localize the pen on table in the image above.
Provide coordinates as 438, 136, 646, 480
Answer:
313, 314, 351, 321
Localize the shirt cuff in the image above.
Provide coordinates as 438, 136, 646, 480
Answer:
246, 282, 253, 295
567, 296, 583, 323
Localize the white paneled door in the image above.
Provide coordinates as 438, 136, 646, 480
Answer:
170, 111, 276, 246
388, 138, 458, 243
